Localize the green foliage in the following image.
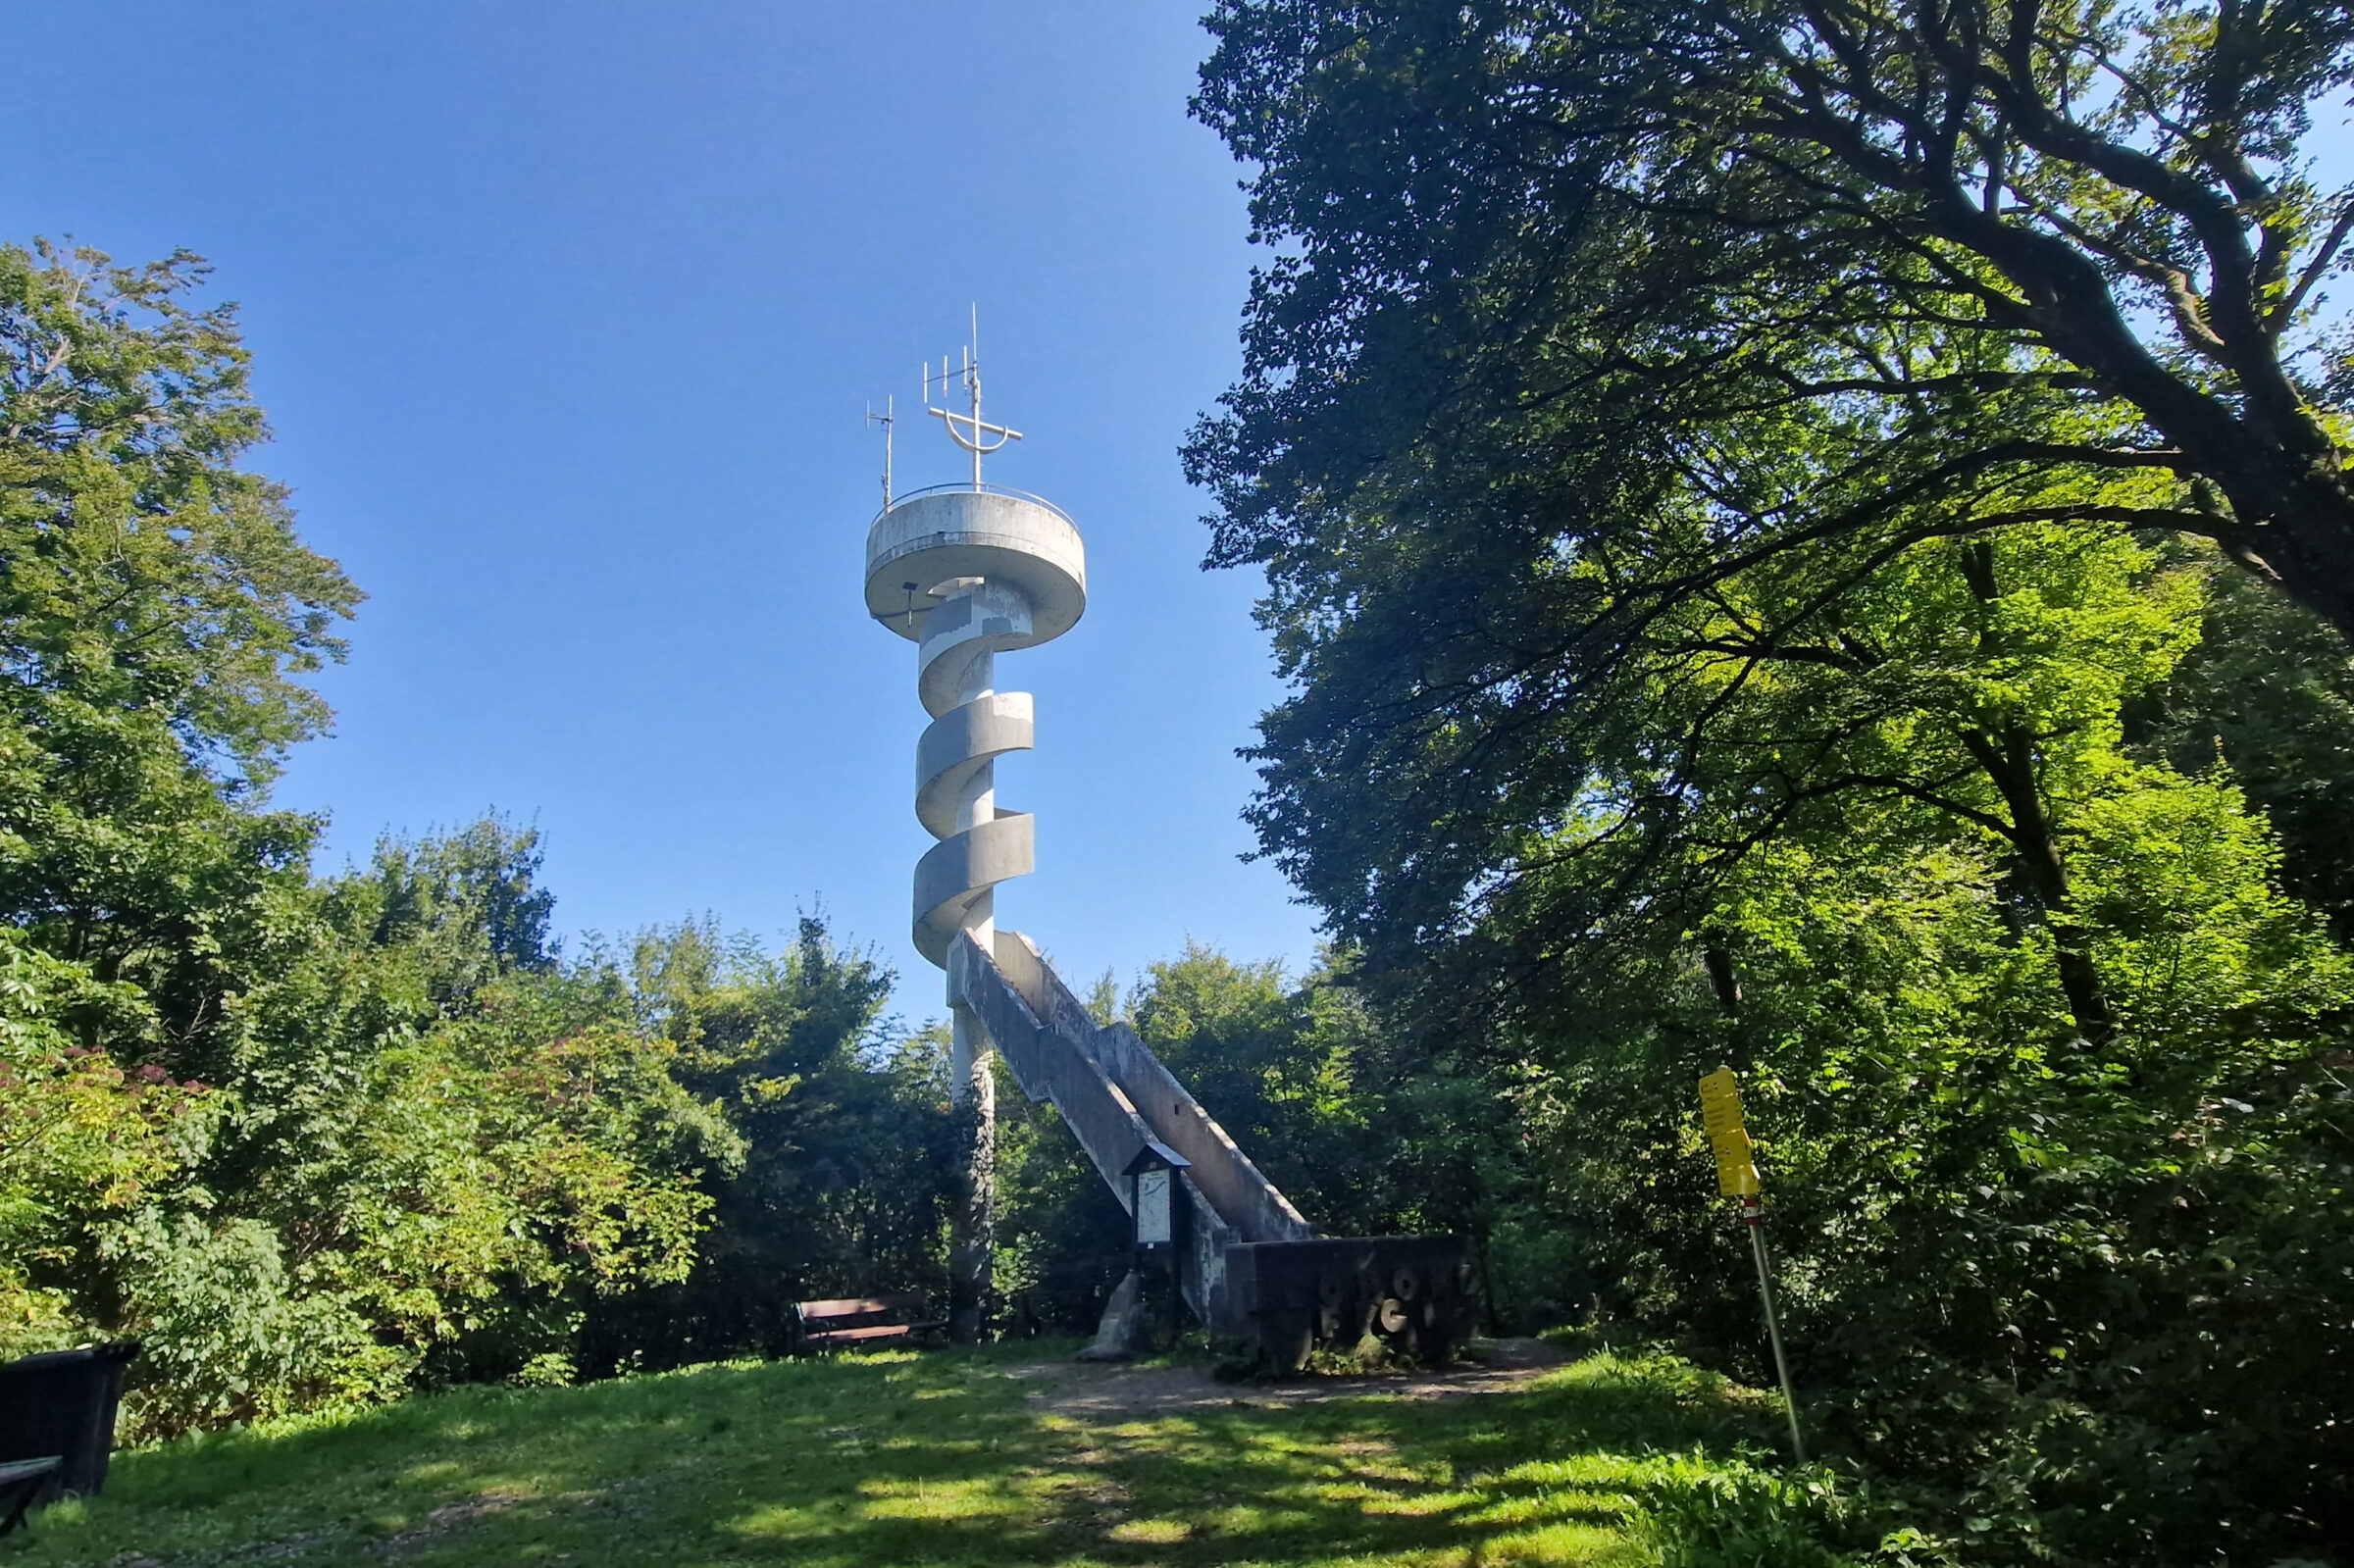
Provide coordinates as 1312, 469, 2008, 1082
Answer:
1521, 792, 2354, 1546
2128, 558, 2354, 933
0, 239, 947, 1438
51, 824, 954, 1435
0, 240, 358, 772
991, 942, 1562, 1336
0, 241, 357, 1087
12, 824, 739, 1438
1126, 944, 1366, 1224
0, 927, 208, 1356
1190, 0, 2354, 634
1178, 490, 2354, 1558
579, 918, 954, 1370
990, 1033, 1131, 1336
1637, 1464, 1885, 1568
1185, 10, 2354, 1556
96, 1208, 399, 1437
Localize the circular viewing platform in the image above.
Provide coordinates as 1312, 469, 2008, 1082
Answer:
863, 484, 1087, 644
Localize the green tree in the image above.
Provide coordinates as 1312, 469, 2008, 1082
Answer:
1, 240, 358, 1078
1177, 52, 2354, 1532
990, 1031, 1132, 1336
2127, 557, 2354, 931
577, 917, 953, 1371
0, 927, 206, 1359
80, 825, 733, 1436
1190, 0, 2354, 639
990, 944, 1557, 1337
0, 239, 935, 1435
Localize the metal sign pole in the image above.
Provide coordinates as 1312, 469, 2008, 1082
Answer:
1740, 1194, 1806, 1462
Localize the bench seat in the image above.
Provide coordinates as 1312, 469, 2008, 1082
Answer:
792, 1294, 942, 1352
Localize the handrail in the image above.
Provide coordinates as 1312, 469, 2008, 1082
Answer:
874, 481, 1078, 531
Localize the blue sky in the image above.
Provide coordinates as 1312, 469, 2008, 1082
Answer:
0, 2, 1319, 1011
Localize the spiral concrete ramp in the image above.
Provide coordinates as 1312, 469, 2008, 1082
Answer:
865, 488, 1084, 967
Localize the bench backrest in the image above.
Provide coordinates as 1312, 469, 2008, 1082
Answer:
794, 1295, 927, 1331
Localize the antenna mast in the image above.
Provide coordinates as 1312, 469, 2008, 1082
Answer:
865, 395, 895, 509
924, 306, 1022, 489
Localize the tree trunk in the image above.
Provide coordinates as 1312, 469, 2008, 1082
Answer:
1968, 727, 2116, 1044
947, 1001, 996, 1341
2230, 463, 2354, 643
1704, 943, 1743, 1014
1958, 542, 2115, 1045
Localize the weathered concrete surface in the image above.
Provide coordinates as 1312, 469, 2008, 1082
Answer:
916, 693, 1034, 838
986, 933, 1310, 1244
913, 813, 1034, 968
865, 488, 1086, 646
953, 932, 1250, 1329
868, 485, 1089, 1340
1094, 1021, 1313, 1246
863, 483, 1467, 1365
1078, 1270, 1151, 1362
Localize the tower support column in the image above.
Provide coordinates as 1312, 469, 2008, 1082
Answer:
947, 998, 996, 1340
943, 641, 999, 1340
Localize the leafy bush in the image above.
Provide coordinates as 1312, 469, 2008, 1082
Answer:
1639, 1464, 1871, 1568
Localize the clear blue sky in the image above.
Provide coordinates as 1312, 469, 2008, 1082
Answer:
0, 2, 1321, 1009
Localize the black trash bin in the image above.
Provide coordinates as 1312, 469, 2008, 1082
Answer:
0, 1341, 141, 1503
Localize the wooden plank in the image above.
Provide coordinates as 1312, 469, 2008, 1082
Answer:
795, 1295, 925, 1320
0, 1457, 62, 1540
791, 1294, 937, 1354
798, 1312, 902, 1331
804, 1324, 913, 1344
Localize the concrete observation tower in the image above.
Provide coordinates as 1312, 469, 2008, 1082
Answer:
861, 333, 1469, 1362
861, 344, 1084, 1336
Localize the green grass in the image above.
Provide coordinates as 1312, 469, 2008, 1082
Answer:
3, 1342, 1821, 1567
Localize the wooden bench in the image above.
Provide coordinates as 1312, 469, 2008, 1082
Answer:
792, 1295, 942, 1352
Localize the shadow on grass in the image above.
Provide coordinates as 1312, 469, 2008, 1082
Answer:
2, 1344, 1789, 1567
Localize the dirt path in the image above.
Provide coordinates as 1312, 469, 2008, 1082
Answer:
1004, 1337, 1569, 1420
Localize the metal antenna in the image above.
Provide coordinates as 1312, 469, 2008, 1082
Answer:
865, 395, 896, 510
923, 307, 1022, 489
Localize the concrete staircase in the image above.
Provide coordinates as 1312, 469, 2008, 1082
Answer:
952, 929, 1472, 1366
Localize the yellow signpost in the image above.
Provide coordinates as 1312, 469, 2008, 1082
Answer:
1699, 1068, 1761, 1196
1698, 1066, 1805, 1462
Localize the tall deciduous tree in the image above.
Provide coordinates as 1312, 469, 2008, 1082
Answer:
1190, 0, 2354, 631
1185, 14, 2354, 1552
1, 241, 360, 1065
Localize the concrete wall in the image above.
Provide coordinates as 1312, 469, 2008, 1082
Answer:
1090, 1023, 1314, 1245
951, 933, 1152, 1204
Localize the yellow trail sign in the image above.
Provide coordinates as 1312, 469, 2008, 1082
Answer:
1698, 1068, 1762, 1196
1699, 1067, 1805, 1462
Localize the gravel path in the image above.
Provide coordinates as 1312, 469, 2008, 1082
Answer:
1004, 1337, 1570, 1419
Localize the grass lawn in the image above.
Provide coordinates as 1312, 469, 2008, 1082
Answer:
4, 1341, 1826, 1567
